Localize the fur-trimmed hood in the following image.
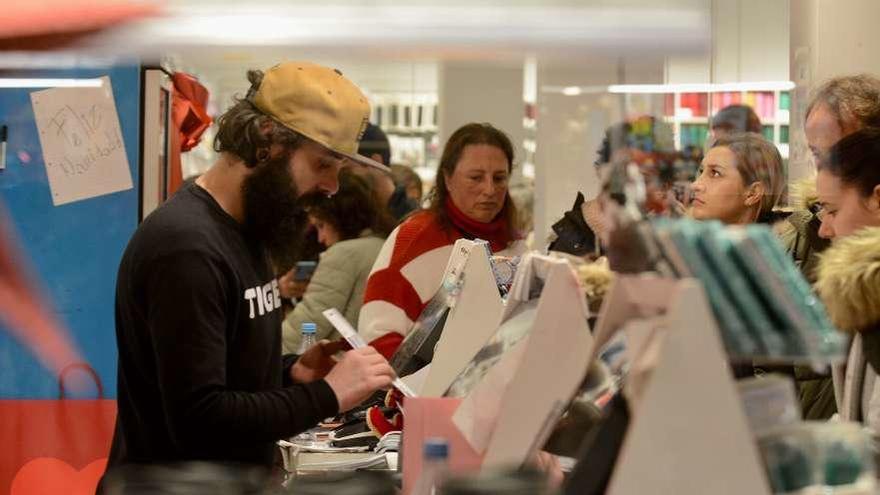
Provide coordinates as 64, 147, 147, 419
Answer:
815, 227, 880, 331
788, 175, 820, 211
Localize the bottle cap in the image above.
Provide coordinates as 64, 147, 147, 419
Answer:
424, 438, 449, 459
301, 322, 317, 334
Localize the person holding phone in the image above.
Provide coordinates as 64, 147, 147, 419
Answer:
280, 169, 394, 354
279, 260, 317, 301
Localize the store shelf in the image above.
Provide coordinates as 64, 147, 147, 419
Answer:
663, 89, 791, 157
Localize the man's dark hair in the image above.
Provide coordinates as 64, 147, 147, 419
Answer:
711, 104, 762, 134
357, 123, 391, 166
213, 69, 304, 168
390, 164, 423, 196
303, 169, 394, 240
823, 127, 880, 198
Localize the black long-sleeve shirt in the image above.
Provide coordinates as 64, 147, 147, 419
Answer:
105, 183, 338, 473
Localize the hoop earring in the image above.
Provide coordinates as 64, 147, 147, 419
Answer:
255, 148, 270, 163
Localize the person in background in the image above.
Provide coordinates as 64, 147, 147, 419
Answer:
548, 116, 680, 258
689, 131, 837, 418
690, 132, 785, 225
280, 124, 412, 303
813, 128, 880, 435
281, 169, 394, 354
709, 104, 763, 141
796, 75, 880, 275
101, 62, 395, 485
391, 163, 424, 205
815, 129, 880, 240
805, 74, 880, 162
353, 123, 419, 222
359, 122, 525, 359
774, 74, 880, 421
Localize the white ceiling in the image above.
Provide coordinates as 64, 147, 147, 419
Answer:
73, 0, 714, 110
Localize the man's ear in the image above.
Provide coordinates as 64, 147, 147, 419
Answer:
870, 184, 880, 213
744, 182, 765, 207
370, 153, 384, 165
255, 147, 271, 164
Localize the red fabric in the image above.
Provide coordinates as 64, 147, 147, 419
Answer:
369, 333, 404, 361
363, 269, 424, 323
171, 73, 212, 153
386, 211, 459, 270
361, 206, 515, 357
445, 197, 512, 252
168, 72, 212, 196
365, 390, 404, 438
362, 212, 459, 358
362, 211, 458, 313
365, 406, 402, 438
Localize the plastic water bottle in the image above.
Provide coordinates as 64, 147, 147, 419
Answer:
413, 438, 449, 495
297, 322, 317, 354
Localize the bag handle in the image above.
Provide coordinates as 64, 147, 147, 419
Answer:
58, 362, 104, 399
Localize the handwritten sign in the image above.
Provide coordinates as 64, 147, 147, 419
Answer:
30, 76, 133, 206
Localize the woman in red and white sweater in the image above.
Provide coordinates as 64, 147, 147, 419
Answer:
358, 123, 526, 359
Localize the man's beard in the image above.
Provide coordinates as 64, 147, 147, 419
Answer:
241, 154, 309, 268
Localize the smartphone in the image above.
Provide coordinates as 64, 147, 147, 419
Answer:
293, 261, 317, 281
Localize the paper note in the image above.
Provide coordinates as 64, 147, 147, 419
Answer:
322, 308, 417, 398
30, 76, 133, 206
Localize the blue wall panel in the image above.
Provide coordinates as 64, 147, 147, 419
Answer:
0, 62, 140, 399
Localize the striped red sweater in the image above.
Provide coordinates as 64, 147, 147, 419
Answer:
358, 211, 522, 359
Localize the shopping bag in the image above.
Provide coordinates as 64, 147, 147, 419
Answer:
0, 362, 117, 495
401, 397, 482, 495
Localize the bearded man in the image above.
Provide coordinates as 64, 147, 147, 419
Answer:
102, 62, 395, 481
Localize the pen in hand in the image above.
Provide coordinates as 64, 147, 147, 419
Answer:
0, 125, 7, 171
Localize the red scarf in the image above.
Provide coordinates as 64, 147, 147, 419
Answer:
445, 197, 513, 252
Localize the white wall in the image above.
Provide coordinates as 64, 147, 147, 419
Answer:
792, 0, 880, 81
666, 0, 789, 84
437, 62, 526, 162
789, 0, 880, 182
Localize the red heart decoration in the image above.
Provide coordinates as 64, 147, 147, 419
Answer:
11, 457, 106, 495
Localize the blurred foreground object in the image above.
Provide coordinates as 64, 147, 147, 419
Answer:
0, 0, 160, 50
0, 202, 82, 377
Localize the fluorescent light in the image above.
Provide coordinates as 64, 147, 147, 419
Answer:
0, 78, 104, 88
110, 5, 709, 48
607, 81, 795, 94
562, 86, 583, 96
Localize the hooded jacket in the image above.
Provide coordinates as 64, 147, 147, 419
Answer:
548, 192, 608, 258
816, 227, 880, 433
772, 177, 836, 420
775, 177, 831, 283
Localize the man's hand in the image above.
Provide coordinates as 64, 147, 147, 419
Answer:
290, 340, 349, 383
324, 347, 395, 412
